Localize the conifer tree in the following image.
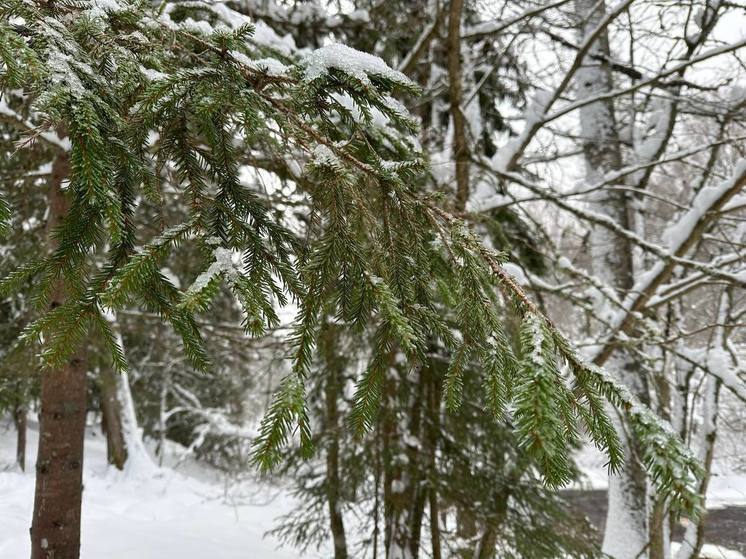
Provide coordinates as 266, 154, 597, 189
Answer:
0, 1, 705, 557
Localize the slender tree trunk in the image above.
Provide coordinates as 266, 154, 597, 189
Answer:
473, 489, 509, 559
573, 1, 650, 556
446, 0, 469, 210
106, 312, 153, 472
13, 403, 27, 472
99, 368, 127, 470
382, 374, 396, 557
406, 369, 427, 559
383, 364, 418, 559
648, 470, 669, 559
475, 527, 497, 559
373, 422, 382, 559
30, 151, 89, 559
425, 366, 441, 559
429, 487, 441, 559
675, 377, 720, 559
649, 354, 674, 559
676, 290, 730, 559
322, 326, 348, 559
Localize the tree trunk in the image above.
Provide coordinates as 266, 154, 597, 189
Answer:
446, 0, 470, 210
649, 354, 674, 559
675, 377, 720, 559
429, 487, 441, 559
322, 326, 348, 559
425, 365, 441, 559
13, 404, 27, 472
406, 369, 428, 559
648, 489, 669, 559
30, 151, 89, 559
106, 312, 153, 473
573, 1, 650, 556
475, 527, 497, 559
676, 290, 730, 559
383, 364, 420, 559
99, 367, 128, 470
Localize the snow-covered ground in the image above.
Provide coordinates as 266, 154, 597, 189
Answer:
574, 442, 746, 508
2, 421, 744, 558
671, 543, 745, 559
0, 420, 320, 559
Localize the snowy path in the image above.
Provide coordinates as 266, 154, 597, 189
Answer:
0, 422, 319, 559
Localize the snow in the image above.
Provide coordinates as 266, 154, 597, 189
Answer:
140, 67, 168, 81
0, 100, 71, 150
46, 46, 86, 97
310, 144, 340, 167
85, 0, 126, 21
671, 542, 745, 559
229, 51, 289, 77
248, 58, 289, 77
502, 262, 527, 285
490, 88, 552, 173
575, 443, 746, 507
661, 158, 746, 249
0, 421, 317, 558
186, 247, 241, 294
302, 43, 414, 88
252, 21, 297, 56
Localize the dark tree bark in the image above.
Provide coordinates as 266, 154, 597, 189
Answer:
13, 403, 27, 472
426, 367, 442, 559
321, 325, 348, 559
429, 488, 442, 559
30, 152, 89, 559
99, 368, 128, 470
446, 0, 470, 211
406, 371, 426, 559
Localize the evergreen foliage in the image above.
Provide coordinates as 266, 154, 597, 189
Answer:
0, 0, 702, 527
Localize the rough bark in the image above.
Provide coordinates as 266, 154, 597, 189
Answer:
446, 0, 470, 210
406, 370, 427, 559
30, 151, 89, 559
322, 326, 348, 559
573, 1, 649, 556
99, 368, 128, 470
13, 404, 27, 472
425, 368, 441, 559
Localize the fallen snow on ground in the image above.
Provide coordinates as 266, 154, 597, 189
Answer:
671, 542, 746, 559
3, 423, 743, 558
0, 421, 321, 559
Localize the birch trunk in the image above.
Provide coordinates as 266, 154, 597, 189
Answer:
573, 1, 649, 556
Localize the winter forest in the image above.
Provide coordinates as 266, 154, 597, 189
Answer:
1, 0, 746, 558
